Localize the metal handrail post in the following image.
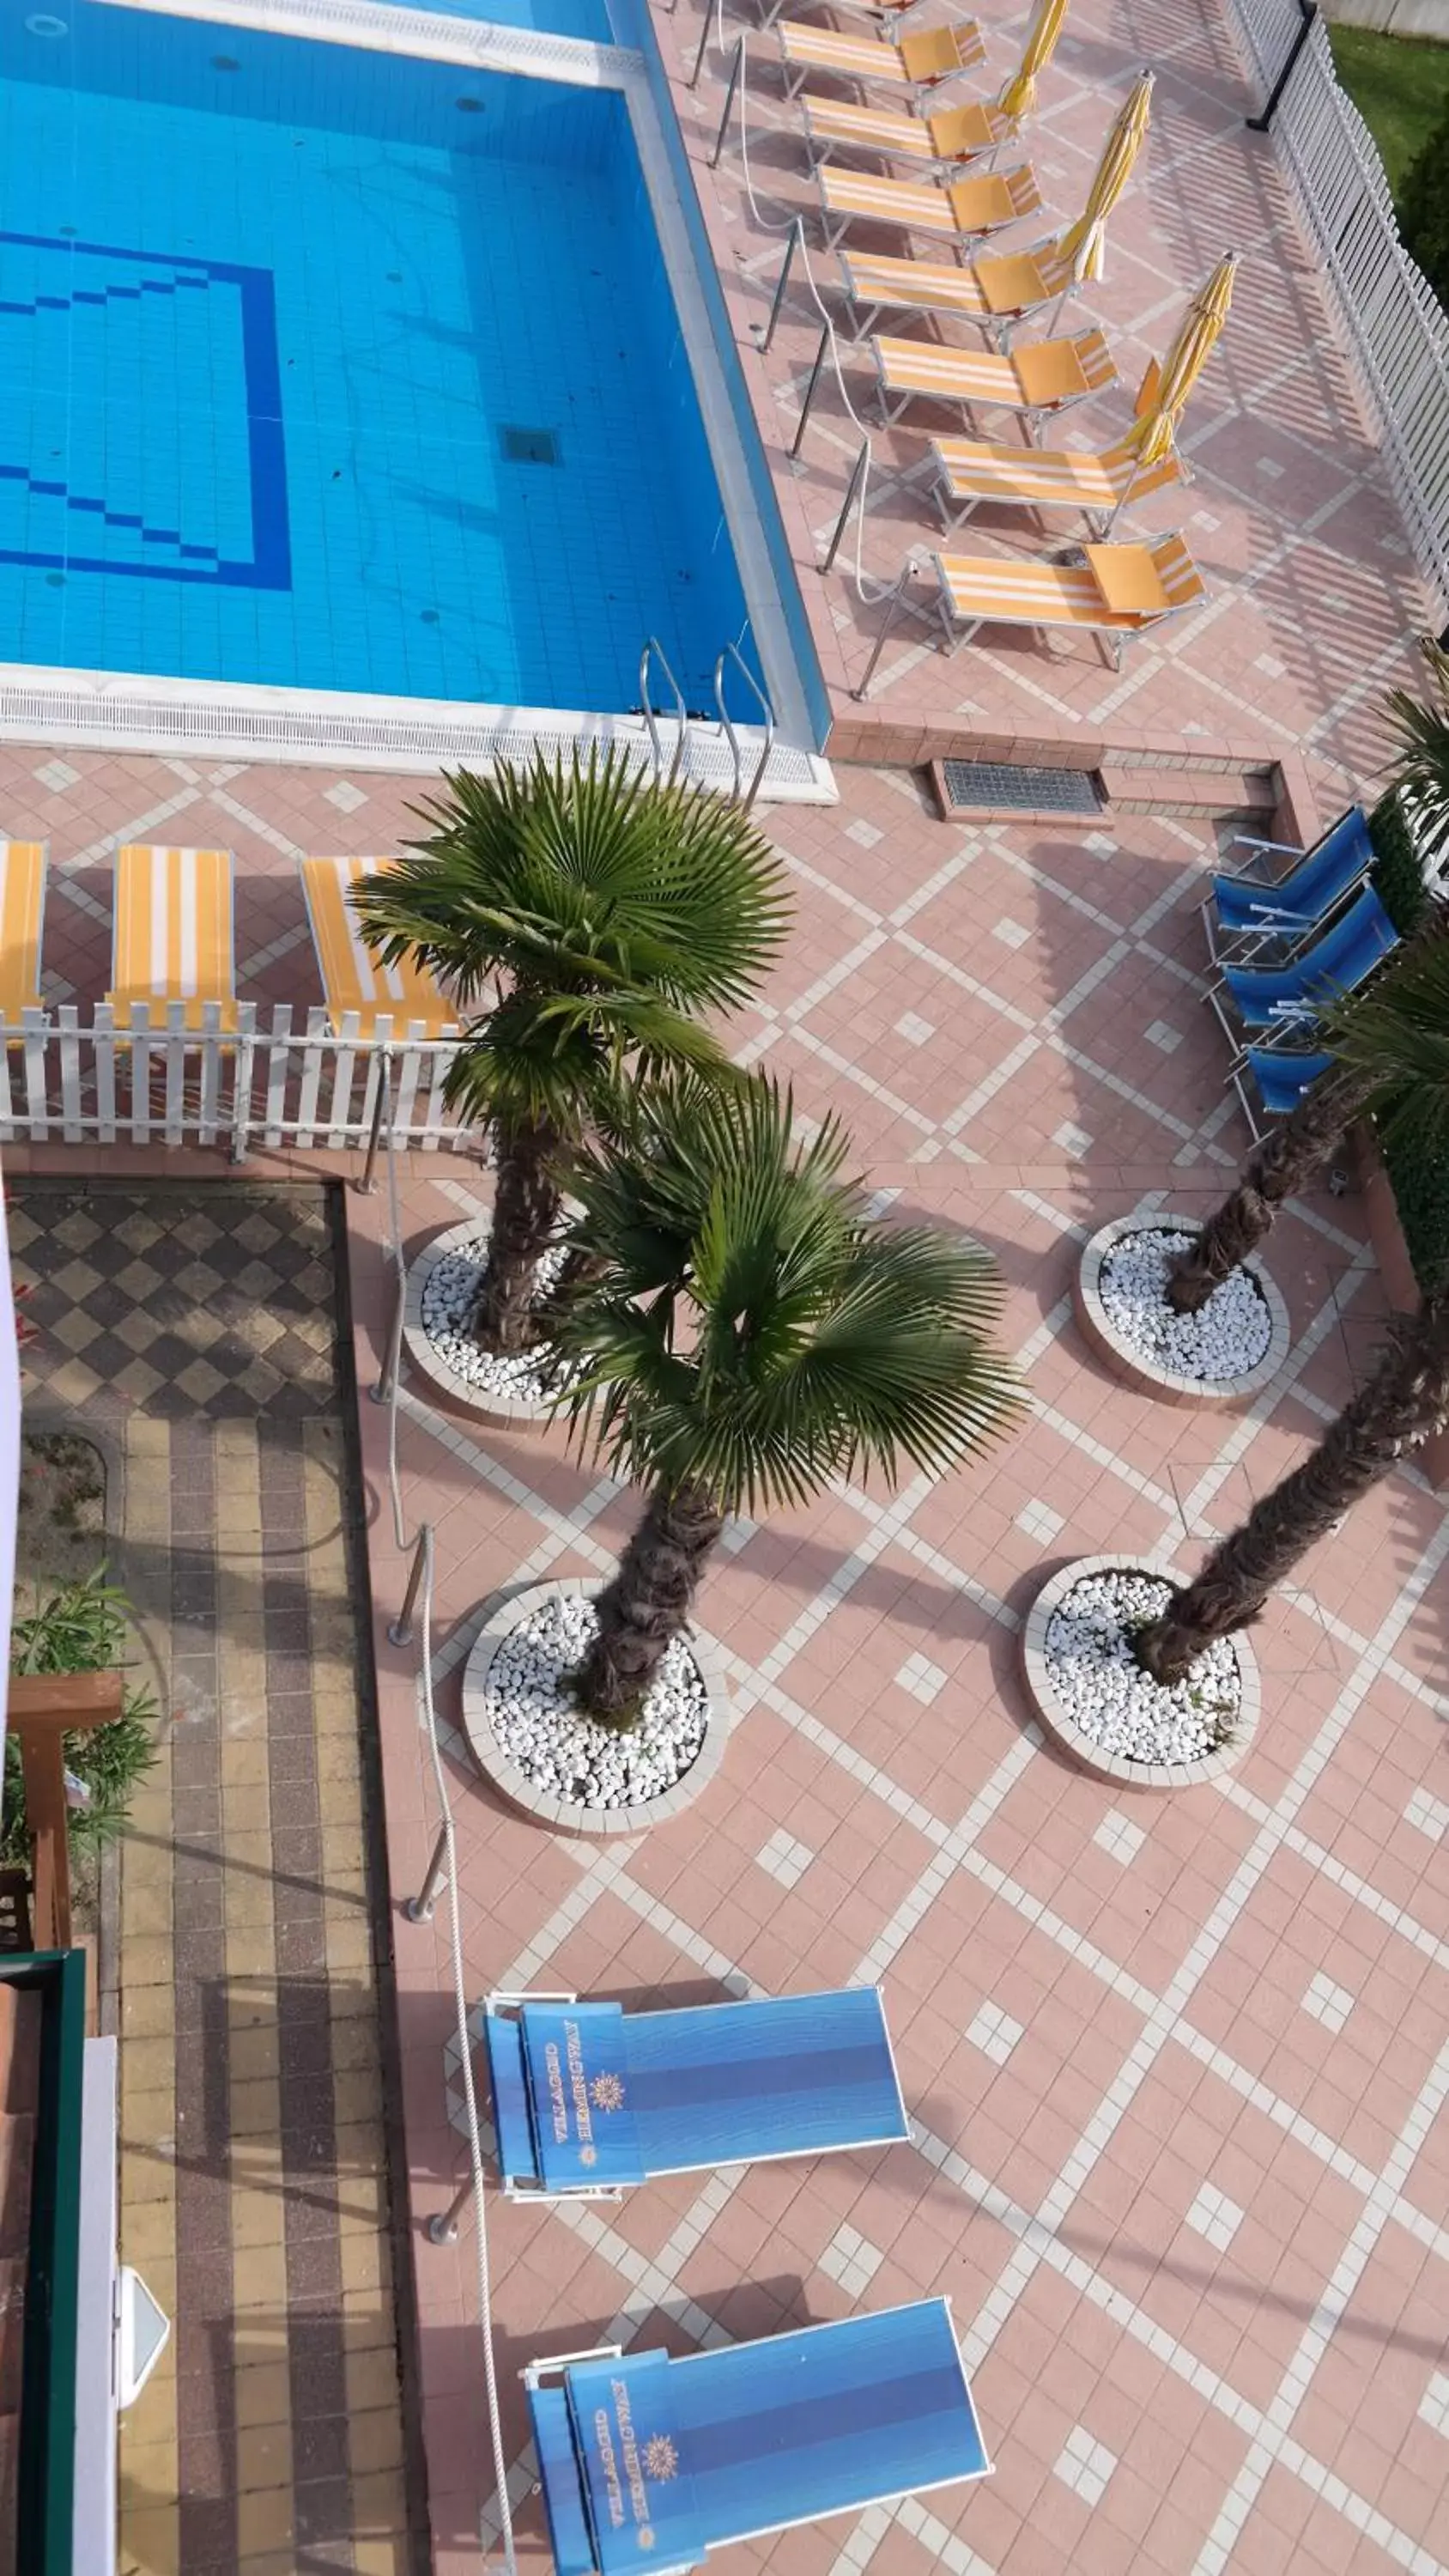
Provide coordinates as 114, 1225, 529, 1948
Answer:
822, 436, 870, 572
761, 220, 801, 353
688, 3, 714, 87
405, 1822, 450, 1924
428, 2172, 474, 2245
389, 1525, 431, 1648
710, 37, 744, 167
357, 1060, 389, 1195
791, 325, 831, 457
372, 1275, 405, 1406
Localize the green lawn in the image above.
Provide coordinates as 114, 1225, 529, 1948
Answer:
1329, 22, 1449, 196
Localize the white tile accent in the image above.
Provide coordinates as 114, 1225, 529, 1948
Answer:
1194, 509, 1222, 532
1053, 2426, 1118, 2506
757, 1828, 814, 1891
846, 817, 883, 848
1253, 653, 1286, 678
323, 779, 369, 813
1302, 1971, 1355, 2035
1052, 1121, 1093, 1157
1144, 1019, 1181, 1054
992, 917, 1031, 951
1404, 1787, 1449, 1843
1093, 1809, 1146, 1868
1083, 831, 1118, 858
966, 2002, 1023, 2068
895, 1011, 936, 1046
819, 2221, 885, 2297
895, 1651, 949, 1705
1419, 2373, 1449, 2438
1185, 2182, 1246, 2255
1016, 1498, 1064, 1545
1256, 457, 1285, 479
718, 1516, 756, 1556
33, 759, 80, 793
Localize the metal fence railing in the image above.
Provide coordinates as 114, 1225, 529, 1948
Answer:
1228, 0, 1449, 620
0, 1004, 476, 1160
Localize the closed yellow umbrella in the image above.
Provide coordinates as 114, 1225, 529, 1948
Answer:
1059, 71, 1155, 285
1135, 253, 1240, 464
1000, 0, 1072, 125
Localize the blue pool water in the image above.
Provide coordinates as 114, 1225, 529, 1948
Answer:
0, 3, 749, 711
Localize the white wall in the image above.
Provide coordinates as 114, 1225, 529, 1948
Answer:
1325, 0, 1449, 39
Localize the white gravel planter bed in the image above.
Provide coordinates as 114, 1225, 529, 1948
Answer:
1021, 1553, 1259, 1791
1075, 1216, 1288, 1409
462, 1578, 734, 1835
403, 1216, 575, 1424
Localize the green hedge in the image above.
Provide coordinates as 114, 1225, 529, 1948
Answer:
1368, 791, 1448, 1293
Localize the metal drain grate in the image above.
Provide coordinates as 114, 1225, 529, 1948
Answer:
501, 424, 560, 466
940, 759, 1102, 816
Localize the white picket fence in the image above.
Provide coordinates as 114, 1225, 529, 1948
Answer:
0, 1003, 477, 1158
1225, 0, 1449, 618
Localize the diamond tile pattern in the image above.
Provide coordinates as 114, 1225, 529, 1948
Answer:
10, 1188, 338, 1420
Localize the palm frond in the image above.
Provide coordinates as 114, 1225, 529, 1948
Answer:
1320, 916, 1449, 1153
552, 1073, 1025, 1516
1383, 638, 1449, 867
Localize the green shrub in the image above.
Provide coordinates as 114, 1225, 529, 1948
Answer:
1368, 787, 1429, 935
1397, 100, 1449, 308
3, 1573, 159, 1864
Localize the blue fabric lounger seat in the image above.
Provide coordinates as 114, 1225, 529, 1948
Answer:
483, 1988, 908, 2198
526, 2300, 991, 2576
1201, 807, 1372, 964
1230, 1044, 1336, 1142
1205, 883, 1398, 1048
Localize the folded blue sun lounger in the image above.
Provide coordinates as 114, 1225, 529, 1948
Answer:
526, 2300, 991, 2576
1201, 806, 1373, 964
1230, 1042, 1336, 1141
1205, 882, 1397, 1048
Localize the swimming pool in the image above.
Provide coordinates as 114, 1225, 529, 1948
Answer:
0, 2, 756, 718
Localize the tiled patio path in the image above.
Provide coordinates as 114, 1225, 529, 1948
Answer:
9, 1183, 424, 2576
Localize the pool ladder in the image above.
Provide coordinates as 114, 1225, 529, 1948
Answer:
639, 635, 775, 811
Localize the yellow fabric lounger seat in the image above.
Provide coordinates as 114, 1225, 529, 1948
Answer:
818, 159, 1042, 252
930, 421, 1182, 535
106, 845, 238, 1035
840, 240, 1076, 342
301, 856, 458, 1041
778, 19, 985, 99
0, 841, 46, 1024
871, 324, 1117, 428
857, 534, 1203, 693
803, 93, 1013, 169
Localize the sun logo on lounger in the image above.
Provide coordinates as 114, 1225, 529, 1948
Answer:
590, 2072, 626, 2114
642, 2438, 679, 2483
579, 2145, 598, 2167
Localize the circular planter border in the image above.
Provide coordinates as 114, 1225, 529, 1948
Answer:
1074, 1217, 1289, 1411
403, 1215, 559, 1425
1020, 1552, 1261, 1794
461, 1577, 736, 1837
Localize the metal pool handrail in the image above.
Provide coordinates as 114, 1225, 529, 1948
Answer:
714, 641, 774, 812
640, 635, 689, 786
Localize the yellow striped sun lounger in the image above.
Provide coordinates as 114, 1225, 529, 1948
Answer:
106, 844, 238, 1035
0, 841, 46, 1024
871, 324, 1117, 430
301, 857, 458, 1042
839, 238, 1076, 343
818, 159, 1042, 252
803, 93, 1013, 170
858, 532, 1203, 693
930, 424, 1183, 535
779, 19, 986, 100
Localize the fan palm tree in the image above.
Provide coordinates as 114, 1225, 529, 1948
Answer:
1384, 634, 1449, 878
549, 1077, 1025, 1724
1134, 1287, 1449, 1684
353, 753, 791, 1353
1164, 901, 1449, 1314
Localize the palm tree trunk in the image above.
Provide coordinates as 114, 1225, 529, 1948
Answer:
468, 1115, 562, 1355
1166, 1065, 1364, 1313
576, 1478, 724, 1727
1135, 1291, 1449, 1682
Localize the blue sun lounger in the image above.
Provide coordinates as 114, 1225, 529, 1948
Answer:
526, 2300, 991, 2576
455, 1987, 907, 2221
1205, 883, 1397, 1050
1201, 807, 1373, 964
1230, 1043, 1336, 1142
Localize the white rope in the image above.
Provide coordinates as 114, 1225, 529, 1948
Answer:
700, 9, 920, 608
377, 1072, 518, 2576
